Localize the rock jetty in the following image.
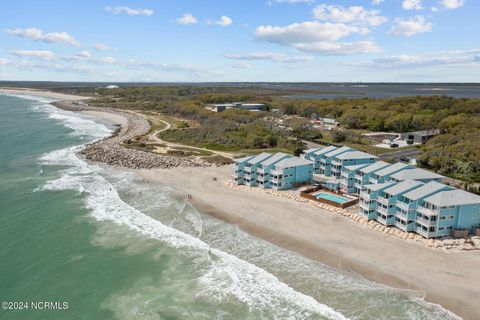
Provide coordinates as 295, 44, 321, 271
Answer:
52, 101, 212, 169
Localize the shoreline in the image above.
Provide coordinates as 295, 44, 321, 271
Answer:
0, 87, 90, 101
137, 166, 480, 320
3, 88, 480, 319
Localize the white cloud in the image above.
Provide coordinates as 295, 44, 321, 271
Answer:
346, 49, 480, 69
294, 41, 380, 54
372, 0, 384, 5
76, 50, 92, 58
313, 4, 388, 27
229, 61, 252, 69
126, 59, 223, 79
402, 0, 423, 10
254, 21, 379, 55
216, 16, 233, 27
62, 51, 117, 65
270, 0, 314, 4
98, 57, 117, 64
0, 58, 10, 65
11, 50, 55, 60
5, 27, 80, 46
388, 16, 432, 37
440, 0, 465, 9
256, 21, 363, 43
93, 43, 110, 51
225, 52, 313, 63
105, 6, 154, 16
176, 13, 198, 25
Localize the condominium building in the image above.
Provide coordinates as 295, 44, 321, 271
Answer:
359, 178, 480, 238
388, 168, 444, 183
368, 162, 413, 184
238, 152, 273, 187
359, 182, 395, 220
232, 155, 254, 185
233, 152, 314, 190
416, 189, 480, 238
331, 151, 377, 178
375, 180, 424, 226
395, 181, 453, 232
255, 152, 291, 189
340, 163, 371, 193
270, 157, 314, 190
321, 146, 354, 176
353, 161, 391, 193
303, 145, 338, 174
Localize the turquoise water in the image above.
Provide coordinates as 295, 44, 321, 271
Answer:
0, 94, 462, 320
313, 192, 349, 204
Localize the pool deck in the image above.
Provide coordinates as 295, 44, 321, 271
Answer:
301, 186, 358, 208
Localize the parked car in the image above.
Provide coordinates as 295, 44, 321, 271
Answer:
390, 143, 399, 148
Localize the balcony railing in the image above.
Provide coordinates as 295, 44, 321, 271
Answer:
416, 216, 437, 227
395, 211, 407, 221
359, 191, 369, 198
416, 227, 437, 238
271, 170, 283, 176
376, 215, 387, 225
359, 201, 374, 211
394, 220, 407, 230
244, 166, 252, 173
377, 206, 389, 215
377, 196, 391, 206
417, 206, 438, 216
396, 201, 410, 211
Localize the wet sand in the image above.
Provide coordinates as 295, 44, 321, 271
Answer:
138, 165, 480, 320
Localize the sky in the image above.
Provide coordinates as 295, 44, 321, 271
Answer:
0, 0, 479, 82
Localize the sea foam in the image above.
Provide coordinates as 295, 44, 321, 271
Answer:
34, 101, 348, 320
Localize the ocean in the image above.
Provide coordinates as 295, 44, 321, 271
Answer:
0, 94, 462, 320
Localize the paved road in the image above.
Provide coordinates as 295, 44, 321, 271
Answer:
378, 148, 420, 161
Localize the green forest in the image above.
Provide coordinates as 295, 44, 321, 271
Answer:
59, 86, 480, 184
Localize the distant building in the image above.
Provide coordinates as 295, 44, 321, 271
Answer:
207, 102, 266, 112
233, 152, 314, 190
400, 129, 440, 144
105, 85, 119, 89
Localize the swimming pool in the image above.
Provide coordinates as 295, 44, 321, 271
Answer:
312, 192, 349, 204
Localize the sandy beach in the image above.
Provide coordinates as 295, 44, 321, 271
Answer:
0, 87, 89, 101
3, 88, 480, 319
137, 165, 480, 319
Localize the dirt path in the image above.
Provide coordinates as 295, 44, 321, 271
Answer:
129, 111, 236, 159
